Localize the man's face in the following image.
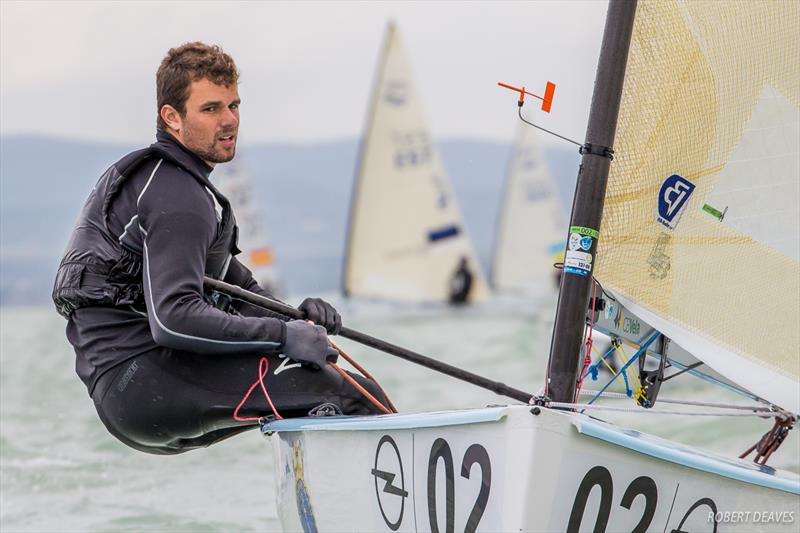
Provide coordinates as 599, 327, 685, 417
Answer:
167, 78, 240, 165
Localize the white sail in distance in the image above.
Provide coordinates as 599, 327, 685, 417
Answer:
214, 160, 282, 296
343, 24, 488, 303
492, 122, 566, 296
595, 0, 799, 412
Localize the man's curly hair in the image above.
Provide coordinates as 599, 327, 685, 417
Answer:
156, 42, 239, 130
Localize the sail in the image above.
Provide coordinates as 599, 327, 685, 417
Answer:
492, 122, 566, 295
595, 0, 800, 412
214, 159, 282, 296
342, 24, 489, 303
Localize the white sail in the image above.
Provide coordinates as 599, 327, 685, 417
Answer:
492, 122, 566, 295
343, 24, 489, 303
214, 159, 282, 296
595, 0, 800, 412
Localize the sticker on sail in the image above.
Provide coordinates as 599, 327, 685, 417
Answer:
564, 250, 592, 277
657, 174, 696, 230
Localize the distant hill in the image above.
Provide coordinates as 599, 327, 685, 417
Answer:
0, 135, 579, 305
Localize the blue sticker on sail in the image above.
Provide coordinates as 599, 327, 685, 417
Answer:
579, 236, 593, 251
428, 225, 460, 242
657, 174, 696, 230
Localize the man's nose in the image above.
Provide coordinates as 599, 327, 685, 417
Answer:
221, 107, 239, 127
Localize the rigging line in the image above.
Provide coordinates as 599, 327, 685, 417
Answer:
585, 343, 618, 379
661, 361, 704, 382
517, 107, 582, 147
587, 331, 661, 405
577, 390, 776, 412
617, 343, 646, 401
547, 402, 786, 417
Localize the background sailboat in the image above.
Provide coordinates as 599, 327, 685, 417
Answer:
214, 159, 283, 297
342, 23, 489, 304
491, 122, 566, 296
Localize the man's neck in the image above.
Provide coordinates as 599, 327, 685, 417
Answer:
163, 129, 216, 168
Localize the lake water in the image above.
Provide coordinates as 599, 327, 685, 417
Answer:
1, 302, 797, 531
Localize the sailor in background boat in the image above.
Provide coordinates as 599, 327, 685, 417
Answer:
448, 256, 474, 305
52, 42, 387, 455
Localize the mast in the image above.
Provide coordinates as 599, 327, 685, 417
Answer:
546, 0, 637, 404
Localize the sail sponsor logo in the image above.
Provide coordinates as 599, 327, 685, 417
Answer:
623, 317, 640, 336
524, 181, 552, 202
657, 174, 696, 230
393, 131, 432, 168
384, 80, 408, 106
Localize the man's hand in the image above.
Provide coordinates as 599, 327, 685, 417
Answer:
298, 297, 342, 335
282, 320, 339, 370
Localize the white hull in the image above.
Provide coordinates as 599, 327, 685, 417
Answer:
264, 406, 799, 532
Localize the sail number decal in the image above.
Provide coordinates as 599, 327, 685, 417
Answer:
427, 438, 491, 533
568, 466, 657, 533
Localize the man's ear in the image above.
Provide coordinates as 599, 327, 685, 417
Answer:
160, 105, 182, 133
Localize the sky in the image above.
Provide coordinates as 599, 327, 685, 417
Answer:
1, 0, 609, 146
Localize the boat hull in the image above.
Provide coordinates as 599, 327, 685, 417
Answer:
264, 406, 799, 532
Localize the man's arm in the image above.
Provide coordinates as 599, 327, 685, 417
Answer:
138, 166, 286, 354
223, 257, 289, 319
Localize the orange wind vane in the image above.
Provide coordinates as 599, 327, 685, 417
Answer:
497, 79, 581, 147
497, 81, 556, 112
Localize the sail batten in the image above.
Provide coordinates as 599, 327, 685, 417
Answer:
595, 0, 800, 412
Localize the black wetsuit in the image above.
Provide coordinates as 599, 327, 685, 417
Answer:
56, 132, 384, 454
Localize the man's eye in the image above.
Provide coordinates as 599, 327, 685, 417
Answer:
204, 106, 216, 112
230, 103, 239, 110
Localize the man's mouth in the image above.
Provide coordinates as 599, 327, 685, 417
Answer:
218, 134, 236, 147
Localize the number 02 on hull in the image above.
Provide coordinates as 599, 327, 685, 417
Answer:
264, 406, 800, 532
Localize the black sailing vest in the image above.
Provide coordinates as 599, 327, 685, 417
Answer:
52, 145, 239, 318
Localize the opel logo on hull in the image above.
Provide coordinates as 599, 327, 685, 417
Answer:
372, 435, 408, 530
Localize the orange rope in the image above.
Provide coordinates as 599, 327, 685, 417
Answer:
330, 341, 398, 413
328, 363, 392, 414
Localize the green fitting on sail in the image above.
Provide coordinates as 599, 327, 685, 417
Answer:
702, 203, 726, 221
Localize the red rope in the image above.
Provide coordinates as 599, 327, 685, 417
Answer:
575, 280, 598, 401
232, 357, 284, 421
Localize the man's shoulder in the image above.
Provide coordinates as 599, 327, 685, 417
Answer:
136, 156, 213, 211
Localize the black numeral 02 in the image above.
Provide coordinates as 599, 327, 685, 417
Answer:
567, 466, 657, 533
427, 439, 492, 533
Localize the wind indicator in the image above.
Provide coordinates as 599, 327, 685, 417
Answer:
497, 81, 556, 112
498, 79, 581, 147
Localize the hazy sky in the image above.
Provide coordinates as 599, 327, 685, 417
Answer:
1, 1, 609, 146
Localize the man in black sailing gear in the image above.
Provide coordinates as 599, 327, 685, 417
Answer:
52, 42, 387, 455
449, 256, 474, 305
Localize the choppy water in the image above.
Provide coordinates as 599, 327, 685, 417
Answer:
1, 302, 797, 532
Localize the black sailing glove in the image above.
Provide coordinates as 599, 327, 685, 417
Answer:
282, 320, 339, 370
298, 297, 342, 335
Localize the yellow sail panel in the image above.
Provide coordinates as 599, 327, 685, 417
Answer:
344, 25, 488, 303
595, 0, 799, 411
